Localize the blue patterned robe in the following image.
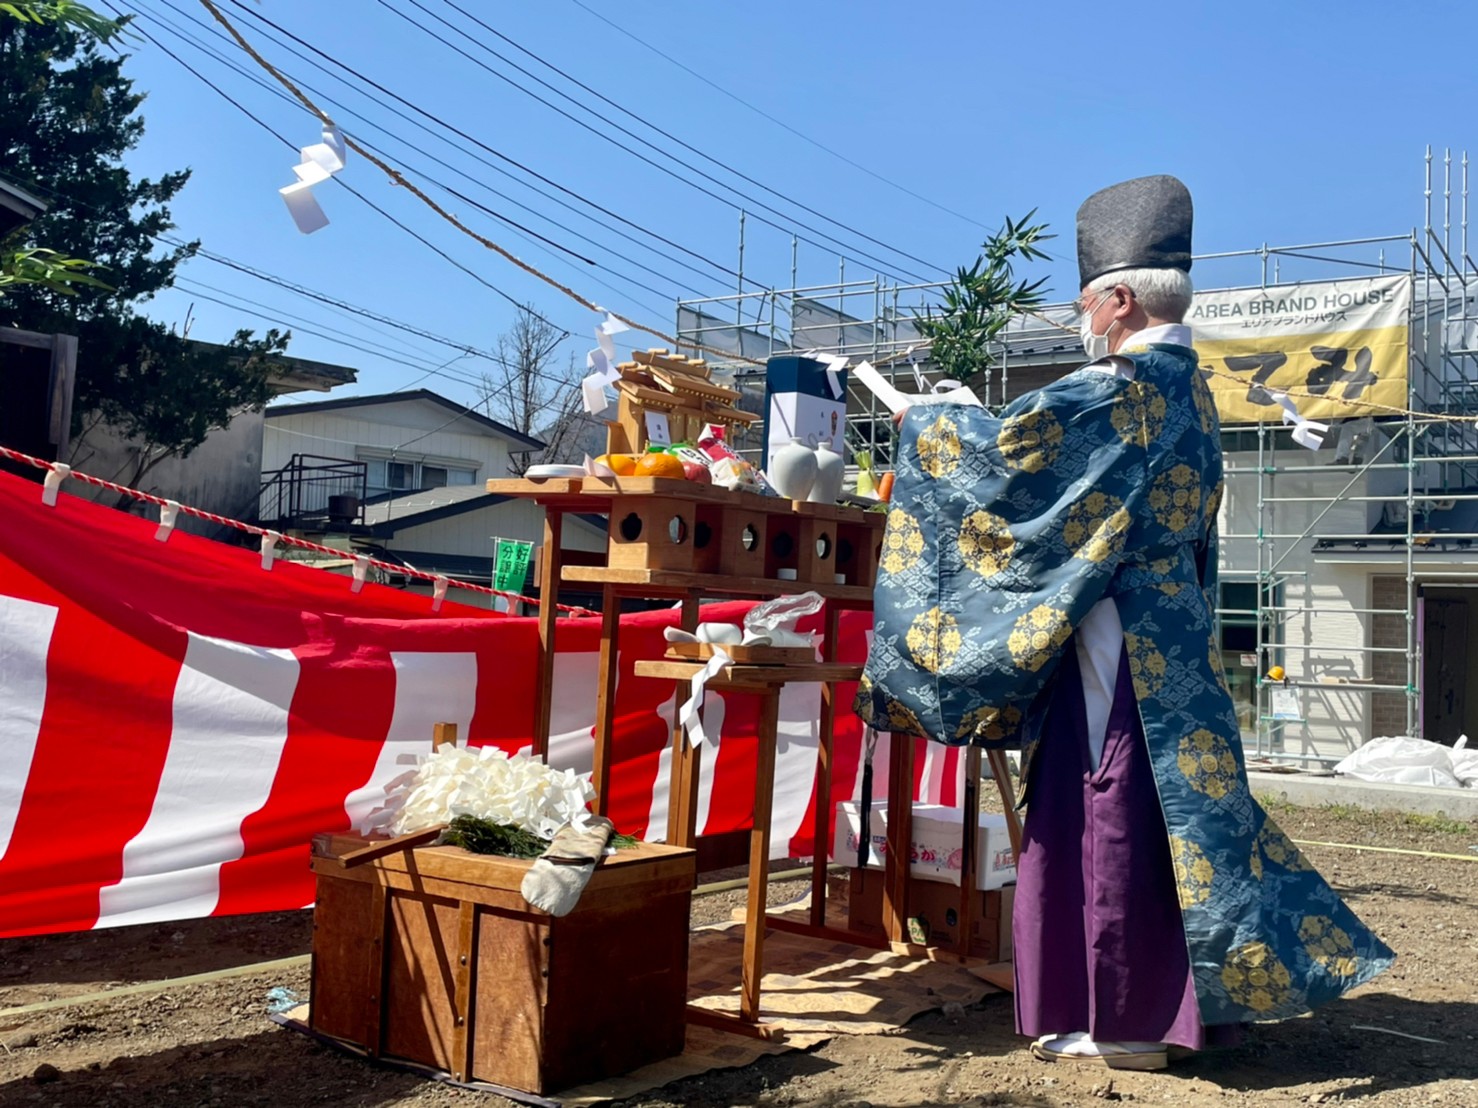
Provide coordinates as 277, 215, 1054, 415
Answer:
855, 341, 1393, 1026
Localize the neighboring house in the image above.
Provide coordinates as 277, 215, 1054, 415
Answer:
63, 344, 356, 531
260, 389, 609, 608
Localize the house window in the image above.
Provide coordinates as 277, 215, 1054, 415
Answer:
1217, 580, 1281, 737
362, 453, 478, 496
421, 465, 448, 489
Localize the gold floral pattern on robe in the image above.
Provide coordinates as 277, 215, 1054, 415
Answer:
957, 509, 1014, 578
1110, 379, 1168, 447
1007, 605, 1071, 672
1063, 492, 1131, 564
1124, 631, 1168, 698
1148, 463, 1203, 533
906, 607, 962, 673
1171, 835, 1214, 909
1221, 942, 1293, 1014
1177, 728, 1242, 799
880, 508, 926, 575
1299, 916, 1360, 978
916, 414, 962, 478
997, 408, 1064, 473
954, 703, 1023, 744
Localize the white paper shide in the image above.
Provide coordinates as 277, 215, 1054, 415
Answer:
361, 743, 596, 839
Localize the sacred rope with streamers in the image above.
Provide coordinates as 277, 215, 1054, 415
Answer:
0, 444, 596, 616
195, 0, 764, 367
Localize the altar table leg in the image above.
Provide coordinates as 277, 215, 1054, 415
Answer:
740, 690, 781, 1023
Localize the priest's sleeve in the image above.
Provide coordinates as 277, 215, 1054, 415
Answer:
855, 371, 1157, 748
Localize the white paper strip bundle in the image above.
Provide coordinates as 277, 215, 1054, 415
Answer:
1266, 388, 1329, 451
580, 312, 629, 417
362, 743, 596, 839
281, 124, 347, 234
851, 359, 983, 415
679, 648, 733, 748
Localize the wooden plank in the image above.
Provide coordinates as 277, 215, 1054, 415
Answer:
740, 691, 781, 1023
450, 901, 476, 1083
313, 836, 697, 895
541, 891, 692, 1089
647, 366, 740, 402
308, 874, 378, 1044
632, 349, 712, 380
764, 915, 890, 950
432, 722, 458, 750
666, 592, 702, 847
883, 735, 915, 944
561, 565, 875, 603
810, 603, 842, 927
364, 882, 388, 1057
987, 749, 1022, 863
685, 1004, 785, 1041
634, 660, 864, 686
383, 891, 462, 1071
533, 508, 564, 761
484, 477, 584, 498
469, 910, 548, 1091
338, 826, 445, 869
591, 586, 620, 815
664, 641, 815, 666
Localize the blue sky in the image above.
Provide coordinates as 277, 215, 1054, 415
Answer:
102, 0, 1478, 407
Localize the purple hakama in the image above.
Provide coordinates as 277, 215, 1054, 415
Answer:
1012, 643, 1239, 1050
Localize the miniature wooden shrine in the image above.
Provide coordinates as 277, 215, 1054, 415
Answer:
605, 348, 760, 455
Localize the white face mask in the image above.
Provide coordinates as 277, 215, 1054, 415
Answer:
1079, 290, 1116, 361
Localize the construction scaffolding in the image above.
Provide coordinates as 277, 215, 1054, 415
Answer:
675, 147, 1478, 766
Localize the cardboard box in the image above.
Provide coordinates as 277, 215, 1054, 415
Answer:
846, 866, 1011, 959
762, 355, 846, 473
831, 800, 1017, 890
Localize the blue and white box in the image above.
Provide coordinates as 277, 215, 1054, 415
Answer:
762, 355, 847, 472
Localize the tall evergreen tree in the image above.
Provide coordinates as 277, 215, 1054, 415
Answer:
0, 12, 287, 488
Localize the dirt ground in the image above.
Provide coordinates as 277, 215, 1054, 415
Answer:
2, 799, 1477, 1108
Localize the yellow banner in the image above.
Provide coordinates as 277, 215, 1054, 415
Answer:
1189, 275, 1411, 425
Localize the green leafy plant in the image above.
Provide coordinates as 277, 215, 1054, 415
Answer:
0, 245, 110, 297
0, 0, 121, 42
912, 212, 1054, 385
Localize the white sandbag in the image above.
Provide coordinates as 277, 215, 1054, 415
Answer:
1333, 735, 1466, 789
1449, 735, 1478, 788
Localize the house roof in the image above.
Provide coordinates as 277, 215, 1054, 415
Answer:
184, 339, 357, 395
266, 388, 544, 450
361, 486, 608, 538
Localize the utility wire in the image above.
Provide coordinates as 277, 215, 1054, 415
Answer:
101, 0, 575, 335
141, 0, 724, 298
567, 0, 989, 233
197, 0, 765, 363
413, 0, 947, 279
218, 0, 754, 289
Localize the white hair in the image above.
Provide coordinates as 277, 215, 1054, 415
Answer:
1086, 267, 1194, 322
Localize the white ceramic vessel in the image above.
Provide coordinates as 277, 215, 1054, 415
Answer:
768, 437, 818, 500
808, 442, 845, 503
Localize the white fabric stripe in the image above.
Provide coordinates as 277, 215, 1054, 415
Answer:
344, 651, 477, 830
770, 681, 823, 858
98, 634, 299, 927
919, 741, 940, 804
539, 652, 601, 775
0, 596, 59, 862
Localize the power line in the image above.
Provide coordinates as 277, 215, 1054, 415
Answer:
141, 0, 726, 297
197, 0, 765, 364
566, 0, 989, 234
101, 0, 577, 336
218, 0, 754, 289
413, 0, 948, 279
377, 0, 933, 285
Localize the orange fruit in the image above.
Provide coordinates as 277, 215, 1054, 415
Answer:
595, 453, 638, 476
634, 452, 687, 479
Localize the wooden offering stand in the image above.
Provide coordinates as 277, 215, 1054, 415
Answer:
485, 363, 1023, 1036
305, 725, 697, 1096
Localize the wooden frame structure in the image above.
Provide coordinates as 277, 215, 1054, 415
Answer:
488, 473, 1024, 1033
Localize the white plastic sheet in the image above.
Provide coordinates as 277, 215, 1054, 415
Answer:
1334, 735, 1472, 789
